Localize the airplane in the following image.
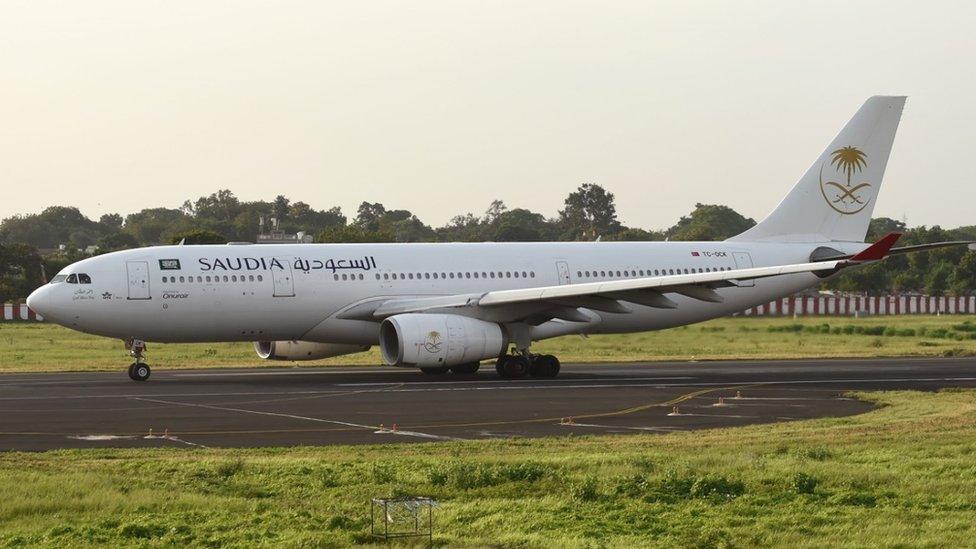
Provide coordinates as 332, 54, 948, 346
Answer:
26, 96, 974, 381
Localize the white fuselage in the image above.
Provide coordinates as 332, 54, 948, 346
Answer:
28, 240, 863, 346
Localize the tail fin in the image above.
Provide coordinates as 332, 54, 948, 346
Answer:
730, 96, 906, 243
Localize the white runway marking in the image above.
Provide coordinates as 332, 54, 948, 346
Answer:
336, 376, 696, 387
68, 434, 137, 441
172, 368, 410, 377
130, 396, 462, 441
559, 422, 682, 432
0, 376, 973, 402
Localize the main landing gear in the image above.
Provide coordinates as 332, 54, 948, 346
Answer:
496, 353, 560, 379
125, 338, 151, 381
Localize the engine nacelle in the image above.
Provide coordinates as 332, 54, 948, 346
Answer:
254, 340, 370, 361
380, 314, 507, 368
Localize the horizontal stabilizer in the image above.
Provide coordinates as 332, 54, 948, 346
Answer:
849, 232, 902, 261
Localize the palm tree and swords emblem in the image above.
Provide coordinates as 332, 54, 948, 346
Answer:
422, 330, 443, 353
819, 146, 872, 215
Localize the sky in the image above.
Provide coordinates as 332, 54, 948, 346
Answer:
1, 1, 974, 230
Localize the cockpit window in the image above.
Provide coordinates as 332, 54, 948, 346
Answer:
66, 274, 78, 284
50, 275, 67, 284
78, 273, 92, 284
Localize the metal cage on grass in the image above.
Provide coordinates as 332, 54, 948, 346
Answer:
370, 496, 436, 544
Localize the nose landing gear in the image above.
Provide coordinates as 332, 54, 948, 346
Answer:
125, 338, 151, 381
128, 362, 151, 381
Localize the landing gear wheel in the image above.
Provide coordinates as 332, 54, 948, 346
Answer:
496, 355, 530, 379
450, 362, 480, 375
420, 366, 451, 375
128, 362, 151, 381
530, 355, 561, 378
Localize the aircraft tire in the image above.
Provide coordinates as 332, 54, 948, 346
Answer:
450, 362, 480, 375
496, 355, 530, 379
420, 366, 451, 375
128, 362, 151, 381
530, 355, 560, 378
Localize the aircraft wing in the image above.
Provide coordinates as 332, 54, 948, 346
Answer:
335, 234, 902, 324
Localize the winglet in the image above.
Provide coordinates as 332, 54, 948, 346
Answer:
850, 232, 902, 261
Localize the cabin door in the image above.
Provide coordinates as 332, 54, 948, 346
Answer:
271, 260, 296, 297
556, 260, 571, 285
126, 261, 151, 300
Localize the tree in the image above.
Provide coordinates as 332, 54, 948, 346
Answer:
925, 262, 953, 296
169, 229, 228, 245
558, 183, 621, 240
866, 217, 907, 240
666, 203, 755, 241
491, 209, 554, 242
355, 202, 387, 231
272, 195, 291, 221
99, 213, 124, 229
609, 228, 666, 241
0, 243, 44, 302
484, 200, 508, 224
124, 208, 188, 245
97, 232, 140, 252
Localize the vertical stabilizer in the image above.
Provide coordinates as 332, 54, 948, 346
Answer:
730, 96, 906, 243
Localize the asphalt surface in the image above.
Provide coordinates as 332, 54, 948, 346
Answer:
1, 358, 974, 451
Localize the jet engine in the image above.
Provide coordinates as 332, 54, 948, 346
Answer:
254, 340, 370, 361
380, 313, 507, 367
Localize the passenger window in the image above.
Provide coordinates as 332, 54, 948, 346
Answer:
473, 272, 479, 279
465, 272, 471, 279
530, 272, 535, 278
505, 272, 512, 278
179, 276, 185, 283
257, 275, 263, 282
514, 272, 519, 278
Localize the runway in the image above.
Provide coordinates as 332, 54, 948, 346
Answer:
1, 357, 974, 451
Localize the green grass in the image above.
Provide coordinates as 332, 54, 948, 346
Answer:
2, 390, 976, 547
2, 315, 976, 373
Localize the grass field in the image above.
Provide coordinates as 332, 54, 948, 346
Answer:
0, 389, 975, 547
2, 315, 976, 373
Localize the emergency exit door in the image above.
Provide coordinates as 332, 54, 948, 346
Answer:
732, 252, 755, 287
271, 260, 295, 297
126, 261, 151, 300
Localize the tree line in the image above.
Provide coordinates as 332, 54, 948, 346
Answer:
0, 185, 973, 302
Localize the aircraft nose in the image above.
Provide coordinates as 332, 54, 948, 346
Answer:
26, 286, 50, 317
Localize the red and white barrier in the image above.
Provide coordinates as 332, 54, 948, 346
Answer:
1, 304, 43, 321
739, 295, 976, 317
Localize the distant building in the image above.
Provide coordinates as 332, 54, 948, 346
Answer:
256, 216, 313, 244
